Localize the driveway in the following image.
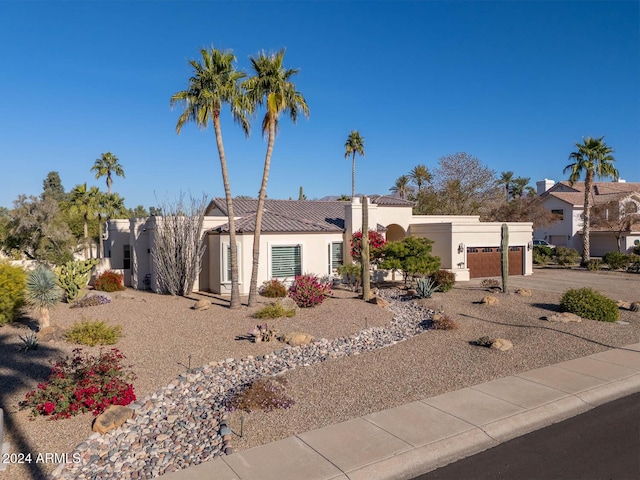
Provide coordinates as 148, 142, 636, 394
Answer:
467, 268, 640, 302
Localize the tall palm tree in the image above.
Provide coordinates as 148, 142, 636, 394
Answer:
390, 175, 411, 199
510, 177, 531, 198
242, 49, 309, 306
91, 152, 125, 195
68, 183, 99, 259
496, 171, 514, 202
96, 192, 126, 258
344, 131, 365, 199
171, 46, 250, 309
564, 136, 618, 265
408, 164, 432, 194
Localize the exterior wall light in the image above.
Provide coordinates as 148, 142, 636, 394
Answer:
458, 243, 465, 254
527, 241, 533, 251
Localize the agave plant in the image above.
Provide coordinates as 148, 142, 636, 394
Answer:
18, 331, 39, 352
25, 265, 62, 329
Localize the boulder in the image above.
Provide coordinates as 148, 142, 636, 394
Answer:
92, 405, 134, 434
490, 338, 513, 351
617, 300, 631, 310
481, 296, 499, 305
515, 288, 532, 297
368, 296, 390, 308
37, 325, 65, 342
192, 299, 210, 311
544, 312, 582, 323
276, 297, 298, 311
282, 332, 314, 347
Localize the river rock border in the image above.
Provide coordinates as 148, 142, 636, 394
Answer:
50, 289, 433, 480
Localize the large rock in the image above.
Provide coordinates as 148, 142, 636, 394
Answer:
368, 296, 390, 308
92, 405, 134, 434
490, 338, 513, 351
276, 297, 298, 311
617, 300, 631, 310
481, 296, 499, 305
282, 332, 314, 347
544, 312, 582, 323
37, 325, 65, 342
192, 299, 210, 311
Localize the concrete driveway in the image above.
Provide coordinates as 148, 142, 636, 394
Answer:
468, 268, 640, 302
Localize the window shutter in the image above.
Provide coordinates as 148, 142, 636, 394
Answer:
272, 245, 301, 277
331, 242, 343, 268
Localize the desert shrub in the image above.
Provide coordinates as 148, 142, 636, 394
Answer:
253, 303, 295, 319
55, 259, 99, 302
225, 377, 294, 413
627, 258, 640, 274
337, 263, 361, 289
0, 261, 26, 326
65, 319, 122, 346
633, 244, 640, 255
554, 246, 580, 266
415, 277, 438, 299
586, 259, 602, 271
431, 314, 458, 330
20, 348, 136, 419
288, 274, 331, 308
480, 278, 500, 289
431, 269, 456, 292
559, 287, 619, 322
603, 251, 632, 270
259, 279, 287, 298
532, 245, 553, 265
94, 270, 125, 292
247, 323, 279, 342
70, 293, 112, 308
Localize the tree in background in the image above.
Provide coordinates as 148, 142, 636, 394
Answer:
128, 205, 149, 218
590, 200, 640, 253
496, 171, 514, 202
42, 171, 67, 202
408, 164, 432, 196
95, 192, 127, 257
243, 49, 309, 307
67, 183, 99, 259
510, 177, 535, 198
91, 152, 125, 195
489, 195, 561, 229
564, 136, 618, 265
344, 130, 365, 199
171, 45, 250, 309
389, 175, 412, 199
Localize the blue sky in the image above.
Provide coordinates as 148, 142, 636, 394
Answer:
1, 0, 638, 210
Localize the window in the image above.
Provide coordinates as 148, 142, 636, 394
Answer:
328, 242, 343, 274
271, 245, 302, 278
222, 243, 241, 284
123, 245, 131, 269
624, 202, 638, 214
551, 209, 564, 220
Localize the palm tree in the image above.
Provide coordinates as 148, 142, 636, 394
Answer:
497, 171, 515, 202
408, 164, 432, 194
564, 136, 618, 265
91, 152, 125, 195
96, 192, 126, 258
242, 49, 309, 306
510, 177, 531, 199
171, 46, 250, 309
68, 183, 99, 259
390, 175, 412, 199
344, 131, 365, 199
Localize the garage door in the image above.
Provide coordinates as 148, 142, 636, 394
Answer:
467, 246, 524, 278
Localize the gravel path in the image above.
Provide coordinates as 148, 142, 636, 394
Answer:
1, 271, 638, 479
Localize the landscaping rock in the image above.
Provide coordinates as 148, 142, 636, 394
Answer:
92, 405, 134, 434
282, 332, 314, 347
481, 296, 499, 305
617, 300, 631, 310
631, 302, 639, 312
490, 338, 513, 351
544, 312, 582, 323
406, 289, 417, 298
515, 288, 532, 297
276, 297, 298, 311
37, 325, 65, 342
192, 299, 210, 311
368, 296, 390, 308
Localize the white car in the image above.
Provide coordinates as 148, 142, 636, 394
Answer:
533, 239, 555, 249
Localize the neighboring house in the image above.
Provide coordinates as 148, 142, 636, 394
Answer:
104, 196, 533, 294
534, 179, 640, 256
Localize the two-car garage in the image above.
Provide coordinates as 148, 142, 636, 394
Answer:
466, 246, 525, 278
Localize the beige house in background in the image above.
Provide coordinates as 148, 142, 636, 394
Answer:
103, 196, 533, 294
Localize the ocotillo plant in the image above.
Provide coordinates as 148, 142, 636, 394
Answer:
501, 223, 509, 294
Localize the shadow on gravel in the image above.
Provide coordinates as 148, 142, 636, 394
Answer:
531, 302, 562, 313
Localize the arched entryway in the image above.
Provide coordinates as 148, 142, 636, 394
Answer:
386, 224, 406, 242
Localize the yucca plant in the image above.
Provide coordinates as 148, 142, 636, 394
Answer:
26, 265, 63, 330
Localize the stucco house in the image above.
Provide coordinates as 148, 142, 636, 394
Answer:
534, 179, 640, 256
103, 196, 533, 294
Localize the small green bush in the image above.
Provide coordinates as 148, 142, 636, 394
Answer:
532, 246, 552, 265
603, 251, 632, 270
94, 270, 125, 292
559, 287, 619, 322
586, 259, 601, 271
65, 319, 123, 346
431, 269, 456, 292
627, 258, 640, 274
253, 302, 296, 319
259, 279, 287, 298
0, 261, 26, 326
633, 244, 640, 255
555, 246, 580, 266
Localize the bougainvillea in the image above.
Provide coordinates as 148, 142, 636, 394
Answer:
288, 274, 332, 308
20, 348, 136, 419
350, 230, 386, 262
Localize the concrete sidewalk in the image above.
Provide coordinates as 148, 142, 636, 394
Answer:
158, 343, 640, 480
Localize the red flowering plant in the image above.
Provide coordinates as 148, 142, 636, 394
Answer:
20, 348, 136, 419
350, 230, 386, 263
288, 274, 332, 308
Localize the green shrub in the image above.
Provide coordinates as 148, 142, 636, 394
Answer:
633, 244, 640, 256
559, 287, 619, 322
94, 270, 125, 292
65, 319, 123, 346
253, 302, 296, 319
586, 259, 602, 271
0, 261, 26, 326
602, 251, 632, 270
430, 269, 456, 292
532, 246, 552, 265
259, 279, 287, 298
554, 246, 580, 266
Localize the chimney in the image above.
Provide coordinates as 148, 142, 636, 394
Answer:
536, 179, 555, 195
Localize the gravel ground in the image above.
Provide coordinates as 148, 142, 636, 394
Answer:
1, 271, 639, 480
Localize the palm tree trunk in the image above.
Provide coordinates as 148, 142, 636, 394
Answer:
107, 174, 112, 195
582, 171, 593, 265
39, 307, 50, 330
351, 152, 356, 199
213, 116, 241, 309
248, 116, 276, 307
97, 214, 103, 258
83, 215, 89, 259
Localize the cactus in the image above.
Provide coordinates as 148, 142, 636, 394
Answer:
416, 277, 438, 299
501, 223, 509, 294
55, 259, 99, 302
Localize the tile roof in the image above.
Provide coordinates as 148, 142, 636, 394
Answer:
542, 182, 640, 206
